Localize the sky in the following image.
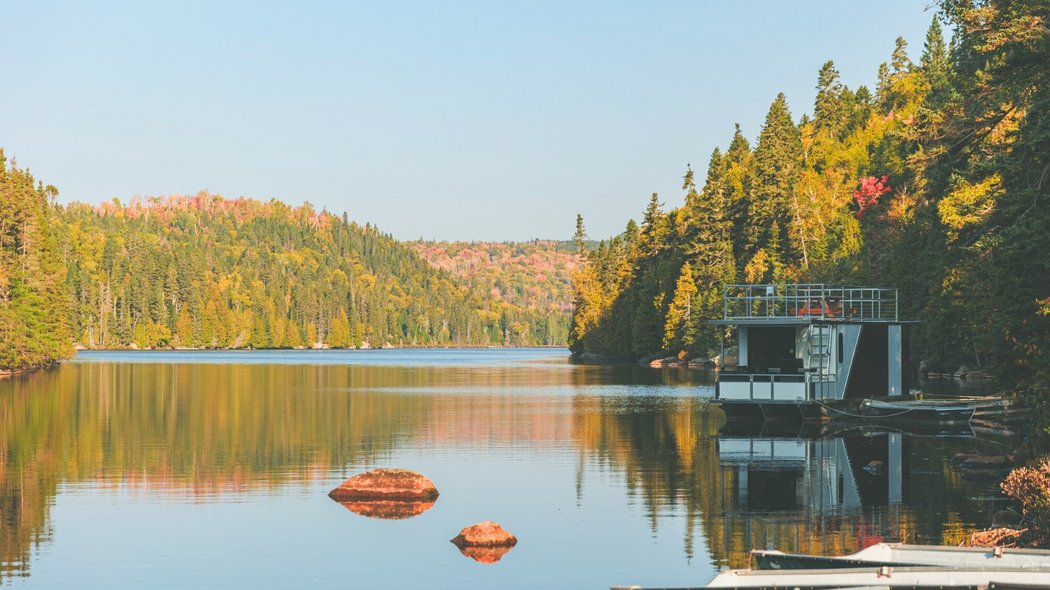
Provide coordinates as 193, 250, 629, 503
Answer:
0, 1, 939, 242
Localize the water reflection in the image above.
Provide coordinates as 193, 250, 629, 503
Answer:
334, 499, 437, 520
0, 351, 1013, 587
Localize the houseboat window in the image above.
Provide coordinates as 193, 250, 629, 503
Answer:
837, 332, 844, 364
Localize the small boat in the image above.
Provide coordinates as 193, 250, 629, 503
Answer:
750, 543, 1050, 572
704, 565, 1050, 588
860, 399, 977, 423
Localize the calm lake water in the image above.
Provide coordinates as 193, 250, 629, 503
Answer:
0, 349, 1014, 589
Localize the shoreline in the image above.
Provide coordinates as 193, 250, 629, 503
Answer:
0, 360, 62, 379
73, 344, 570, 352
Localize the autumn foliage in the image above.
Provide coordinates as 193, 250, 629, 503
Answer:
852, 175, 891, 219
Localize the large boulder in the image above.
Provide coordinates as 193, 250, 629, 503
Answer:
328, 468, 439, 502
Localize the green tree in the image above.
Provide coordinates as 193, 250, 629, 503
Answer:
748, 93, 802, 270
663, 263, 698, 353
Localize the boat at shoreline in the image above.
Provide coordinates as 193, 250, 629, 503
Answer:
751, 543, 1050, 572
859, 399, 977, 423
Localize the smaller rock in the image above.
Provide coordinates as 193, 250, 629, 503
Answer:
451, 521, 518, 548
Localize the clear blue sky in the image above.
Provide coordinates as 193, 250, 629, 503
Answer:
1, 1, 938, 241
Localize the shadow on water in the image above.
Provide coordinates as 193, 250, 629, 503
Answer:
0, 351, 1016, 585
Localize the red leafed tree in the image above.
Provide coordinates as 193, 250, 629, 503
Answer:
852, 175, 891, 218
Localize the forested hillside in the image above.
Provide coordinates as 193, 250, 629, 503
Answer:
57, 194, 556, 349
411, 240, 579, 346
571, 0, 1049, 396
0, 151, 72, 372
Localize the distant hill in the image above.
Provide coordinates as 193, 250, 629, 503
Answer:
410, 240, 582, 346
56, 194, 566, 349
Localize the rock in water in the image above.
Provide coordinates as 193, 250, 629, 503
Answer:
328, 468, 439, 502
451, 522, 517, 564
451, 521, 518, 547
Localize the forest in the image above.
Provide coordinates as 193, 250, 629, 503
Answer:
570, 0, 1049, 398
0, 151, 72, 372
1, 184, 578, 372
55, 194, 572, 352
410, 239, 578, 345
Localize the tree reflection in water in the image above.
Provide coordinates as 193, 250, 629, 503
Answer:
0, 355, 1013, 580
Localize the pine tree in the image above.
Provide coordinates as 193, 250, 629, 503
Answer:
748, 93, 802, 269
722, 124, 753, 273
891, 37, 912, 73
814, 60, 848, 136
573, 214, 587, 254
920, 17, 952, 109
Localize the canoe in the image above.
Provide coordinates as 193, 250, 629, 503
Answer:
860, 399, 976, 423
751, 543, 1050, 572
705, 565, 1050, 588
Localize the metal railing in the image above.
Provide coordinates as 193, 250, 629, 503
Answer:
722, 284, 899, 321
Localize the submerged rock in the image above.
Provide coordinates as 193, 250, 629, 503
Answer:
451, 522, 517, 564
451, 521, 518, 547
328, 468, 439, 502
334, 499, 436, 520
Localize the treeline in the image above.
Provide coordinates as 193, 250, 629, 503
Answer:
410, 239, 580, 346
571, 0, 1049, 395
57, 193, 557, 350
0, 151, 72, 372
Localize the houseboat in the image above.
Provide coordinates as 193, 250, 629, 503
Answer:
712, 284, 912, 421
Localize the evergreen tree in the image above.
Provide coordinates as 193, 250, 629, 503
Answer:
920, 17, 952, 110
722, 124, 753, 270
748, 93, 802, 269
814, 60, 848, 136
573, 214, 587, 254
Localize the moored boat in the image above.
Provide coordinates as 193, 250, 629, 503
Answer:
860, 399, 977, 423
751, 543, 1050, 572
704, 565, 1050, 588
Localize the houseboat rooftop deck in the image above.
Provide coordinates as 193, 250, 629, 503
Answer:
714, 283, 900, 324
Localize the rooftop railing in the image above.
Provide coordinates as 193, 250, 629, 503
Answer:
722, 284, 899, 322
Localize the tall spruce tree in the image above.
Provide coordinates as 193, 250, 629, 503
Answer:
814, 60, 848, 136
748, 93, 802, 271
723, 124, 754, 273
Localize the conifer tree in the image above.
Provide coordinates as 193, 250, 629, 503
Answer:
748, 93, 802, 269
722, 125, 754, 272
814, 61, 848, 136
920, 17, 952, 109
573, 214, 587, 254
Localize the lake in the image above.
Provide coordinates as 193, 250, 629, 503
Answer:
0, 349, 1013, 589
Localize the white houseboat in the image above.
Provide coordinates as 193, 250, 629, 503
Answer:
712, 284, 912, 421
